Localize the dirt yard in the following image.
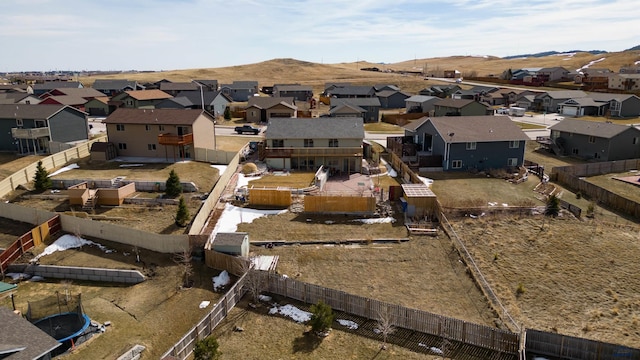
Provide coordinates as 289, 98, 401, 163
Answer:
0, 218, 35, 249
449, 215, 640, 348
1, 237, 226, 360
0, 154, 45, 181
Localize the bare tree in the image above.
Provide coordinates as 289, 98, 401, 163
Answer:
241, 257, 267, 305
174, 248, 193, 288
377, 306, 396, 350
61, 280, 73, 303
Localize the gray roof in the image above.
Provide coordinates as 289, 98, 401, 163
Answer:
330, 97, 380, 108
434, 98, 489, 109
0, 306, 61, 360
176, 90, 231, 105
326, 85, 375, 96
104, 108, 214, 125
374, 84, 400, 91
375, 90, 410, 98
274, 84, 312, 92
0, 104, 75, 119
588, 92, 638, 103
0, 93, 30, 104
329, 104, 365, 115
221, 81, 258, 90
246, 97, 295, 110
537, 90, 588, 99
559, 98, 607, 107
156, 96, 194, 108
266, 117, 364, 140
405, 95, 437, 103
426, 116, 530, 143
33, 81, 81, 90
403, 116, 430, 131
91, 79, 137, 91
160, 82, 200, 91
213, 232, 247, 246
549, 118, 640, 138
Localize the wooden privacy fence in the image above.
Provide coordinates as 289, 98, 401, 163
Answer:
161, 272, 248, 360
263, 273, 520, 354
526, 329, 640, 360
553, 159, 640, 177
0, 215, 60, 272
388, 152, 423, 184
248, 188, 291, 207
304, 195, 376, 214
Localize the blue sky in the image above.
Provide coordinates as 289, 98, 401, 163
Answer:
1, 0, 637, 72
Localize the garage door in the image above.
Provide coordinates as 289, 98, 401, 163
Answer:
562, 106, 578, 116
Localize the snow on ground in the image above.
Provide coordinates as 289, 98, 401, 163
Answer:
418, 176, 433, 187
236, 173, 261, 189
381, 158, 397, 177
418, 343, 443, 354
212, 270, 230, 291
212, 203, 288, 234
576, 57, 606, 72
49, 163, 79, 177
533, 357, 550, 360
352, 217, 396, 224
269, 304, 312, 323
635, 60, 640, 65
337, 319, 358, 330
31, 234, 110, 262
258, 294, 272, 302
5, 273, 31, 281
211, 165, 228, 174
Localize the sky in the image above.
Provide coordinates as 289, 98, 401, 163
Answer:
1, 0, 638, 72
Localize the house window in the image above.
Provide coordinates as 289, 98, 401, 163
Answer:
158, 125, 165, 131
272, 139, 284, 148
509, 140, 519, 148
633, 137, 639, 145
16, 119, 23, 127
465, 142, 476, 150
572, 148, 579, 155
594, 152, 600, 159
148, 144, 156, 150
588, 136, 596, 143
116, 124, 125, 131
251, 111, 256, 117
304, 139, 314, 148
329, 138, 339, 147
451, 160, 462, 169
118, 143, 127, 150
145, 125, 151, 131
507, 158, 518, 166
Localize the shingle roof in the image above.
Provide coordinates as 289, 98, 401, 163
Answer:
375, 90, 410, 98
157, 96, 194, 108
274, 84, 312, 92
213, 232, 247, 246
0, 306, 61, 360
326, 86, 375, 96
42, 95, 88, 105
405, 95, 437, 103
160, 82, 200, 91
330, 97, 380, 108
588, 93, 637, 103
403, 116, 430, 131
549, 118, 639, 138
176, 90, 231, 105
559, 98, 607, 107
0, 93, 30, 104
329, 104, 365, 114
221, 81, 258, 90
537, 90, 588, 99
91, 79, 137, 90
125, 90, 173, 101
427, 116, 530, 143
33, 81, 81, 90
246, 97, 295, 110
266, 117, 364, 140
51, 87, 107, 98
103, 108, 213, 125
0, 104, 71, 119
434, 98, 477, 108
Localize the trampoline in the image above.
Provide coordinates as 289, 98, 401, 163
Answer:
32, 312, 91, 342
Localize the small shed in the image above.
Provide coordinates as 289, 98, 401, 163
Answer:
90, 142, 117, 161
210, 232, 249, 257
401, 183, 437, 218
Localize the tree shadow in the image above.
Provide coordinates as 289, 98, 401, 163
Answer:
292, 331, 322, 354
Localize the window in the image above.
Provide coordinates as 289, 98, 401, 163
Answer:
148, 144, 156, 150
451, 160, 462, 169
16, 119, 23, 127
304, 139, 314, 147
588, 136, 596, 143
572, 148, 579, 155
507, 158, 518, 166
118, 143, 127, 150
272, 139, 284, 148
328, 138, 339, 147
633, 137, 638, 145
465, 142, 476, 150
116, 124, 125, 131
509, 140, 519, 148
145, 125, 151, 131
158, 125, 165, 131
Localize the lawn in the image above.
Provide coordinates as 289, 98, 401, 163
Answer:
216, 135, 252, 152
364, 122, 405, 133
0, 154, 45, 181
429, 174, 540, 208
584, 170, 640, 203
513, 121, 547, 130
247, 172, 316, 188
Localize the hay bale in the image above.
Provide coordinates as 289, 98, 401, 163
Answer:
242, 163, 258, 175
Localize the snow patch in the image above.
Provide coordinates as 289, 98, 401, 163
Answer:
418, 343, 443, 354
258, 294, 272, 302
337, 319, 359, 330
212, 203, 288, 234
49, 163, 79, 177
418, 176, 433, 187
269, 304, 311, 323
211, 165, 228, 174
212, 270, 230, 291
199, 301, 210, 309
381, 159, 397, 177
352, 217, 396, 224
576, 57, 606, 72
32, 234, 109, 262
5, 273, 31, 281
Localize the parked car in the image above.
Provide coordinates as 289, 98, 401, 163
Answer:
234, 125, 260, 135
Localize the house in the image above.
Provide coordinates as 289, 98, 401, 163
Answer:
272, 84, 313, 101
548, 119, 640, 161
402, 116, 529, 171
207, 232, 249, 257
534, 90, 588, 113
245, 97, 296, 123
110, 90, 173, 111
84, 97, 110, 116
0, 93, 41, 105
538, 67, 570, 82
0, 306, 61, 360
91, 79, 141, 96
619, 65, 640, 74
589, 93, 640, 118
39, 87, 105, 101
159, 82, 200, 96
404, 95, 439, 114
419, 85, 460, 98
263, 117, 364, 173
32, 81, 82, 96
39, 95, 89, 111
0, 84, 30, 93
103, 108, 216, 160
220, 81, 259, 101
558, 98, 608, 117
193, 79, 219, 91
329, 98, 380, 123
175, 90, 233, 117
433, 99, 492, 117
515, 94, 537, 110
376, 90, 410, 109
374, 84, 400, 92
608, 73, 640, 91
325, 85, 376, 98
323, 82, 352, 94
155, 96, 195, 110
0, 104, 89, 154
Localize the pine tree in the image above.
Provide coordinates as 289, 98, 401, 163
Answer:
223, 106, 231, 120
309, 300, 334, 335
33, 161, 52, 192
545, 194, 560, 218
165, 170, 182, 198
175, 196, 190, 227
193, 337, 220, 360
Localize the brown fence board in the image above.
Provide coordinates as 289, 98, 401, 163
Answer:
304, 195, 375, 214
526, 329, 640, 359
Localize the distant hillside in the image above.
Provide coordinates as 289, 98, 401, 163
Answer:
503, 50, 608, 59
625, 45, 640, 51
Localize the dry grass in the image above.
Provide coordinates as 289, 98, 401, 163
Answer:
524, 141, 586, 170
247, 172, 316, 188
0, 154, 45, 181
216, 135, 252, 152
0, 237, 225, 360
0, 217, 34, 249
364, 122, 405, 133
430, 174, 539, 208
513, 121, 547, 130
449, 216, 640, 348
584, 171, 640, 203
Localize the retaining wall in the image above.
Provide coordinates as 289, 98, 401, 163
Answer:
8, 264, 145, 284
53, 179, 198, 192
